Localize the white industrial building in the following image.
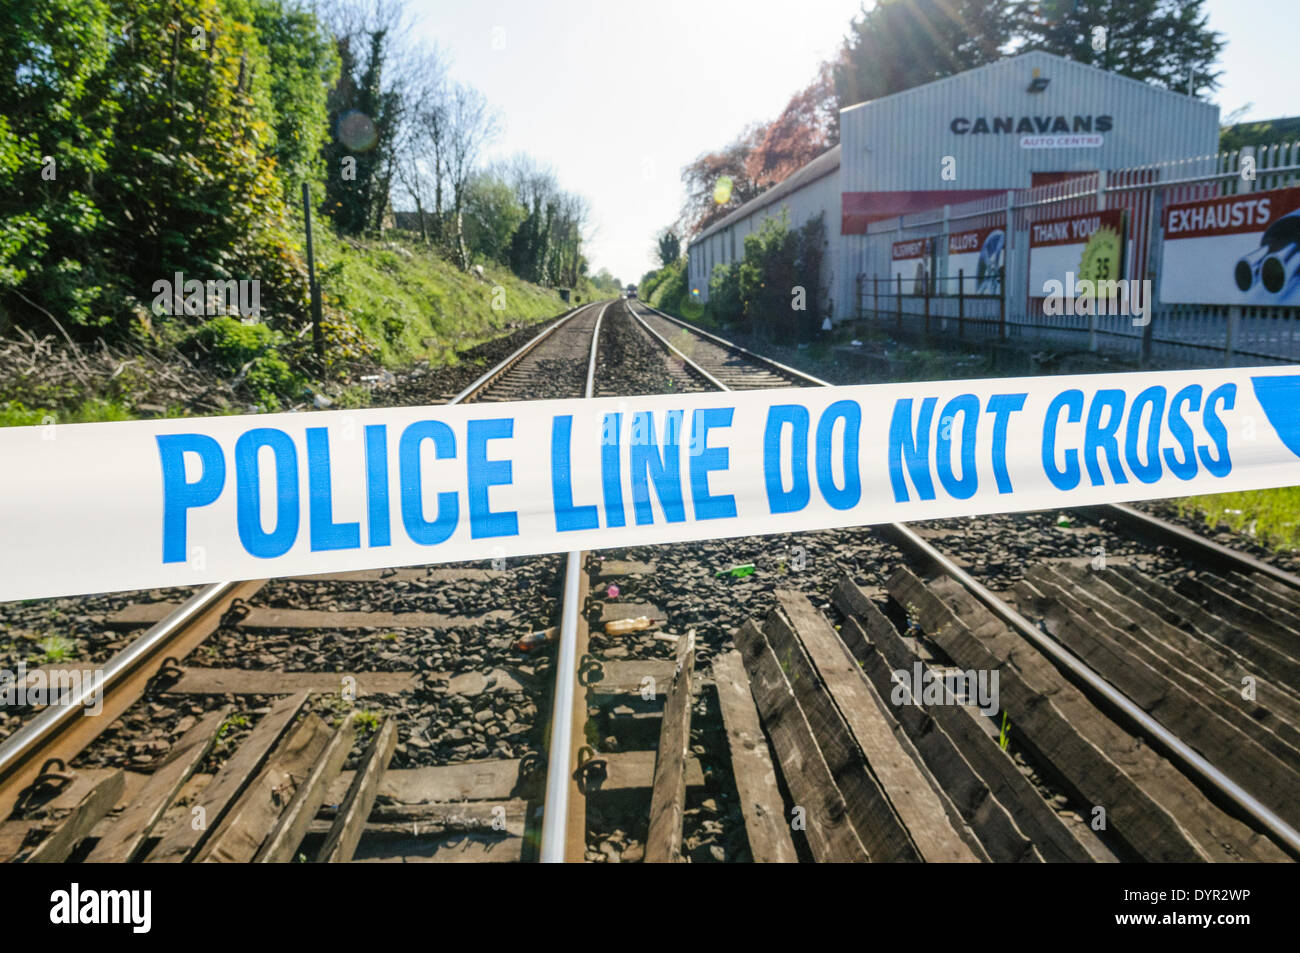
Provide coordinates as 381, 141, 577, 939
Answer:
686, 144, 840, 315
687, 50, 1220, 324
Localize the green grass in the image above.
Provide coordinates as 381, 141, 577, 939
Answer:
1, 231, 577, 425
315, 229, 570, 368
31, 634, 78, 664
1175, 487, 1300, 552
0, 398, 135, 428
215, 713, 251, 745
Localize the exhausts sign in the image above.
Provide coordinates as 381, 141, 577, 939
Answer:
1, 366, 1298, 601
1161, 186, 1300, 305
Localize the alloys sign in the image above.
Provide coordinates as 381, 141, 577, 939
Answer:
1161, 186, 1300, 306
947, 227, 1005, 294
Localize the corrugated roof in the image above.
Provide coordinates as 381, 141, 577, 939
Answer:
689, 143, 841, 246
839, 49, 1219, 116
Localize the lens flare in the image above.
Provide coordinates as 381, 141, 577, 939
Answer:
337, 110, 379, 152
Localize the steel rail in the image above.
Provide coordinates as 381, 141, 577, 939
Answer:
880, 521, 1300, 856
450, 301, 602, 404
0, 301, 606, 822
539, 300, 609, 863
0, 583, 242, 772
1087, 501, 1300, 590
631, 302, 1300, 857
632, 301, 831, 388
0, 577, 268, 821
627, 307, 730, 392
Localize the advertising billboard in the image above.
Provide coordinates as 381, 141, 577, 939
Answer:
1028, 208, 1126, 295
891, 237, 934, 295
947, 226, 1006, 294
1161, 186, 1300, 306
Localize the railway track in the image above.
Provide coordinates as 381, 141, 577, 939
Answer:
1, 296, 1297, 862
0, 301, 607, 863
603, 298, 1300, 861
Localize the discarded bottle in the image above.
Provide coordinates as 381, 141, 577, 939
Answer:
514, 627, 559, 652
605, 616, 653, 636
715, 563, 756, 579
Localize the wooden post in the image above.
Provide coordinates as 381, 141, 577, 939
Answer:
711, 651, 797, 863
303, 182, 324, 363
957, 269, 965, 339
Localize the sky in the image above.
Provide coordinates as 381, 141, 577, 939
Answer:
408, 0, 1300, 286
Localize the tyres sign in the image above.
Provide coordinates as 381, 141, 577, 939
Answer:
1161, 186, 1300, 305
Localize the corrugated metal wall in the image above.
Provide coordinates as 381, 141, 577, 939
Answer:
690, 51, 1221, 324
834, 52, 1219, 319
839, 51, 1219, 192
688, 166, 838, 311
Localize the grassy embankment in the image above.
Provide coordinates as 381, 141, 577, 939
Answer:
0, 231, 575, 425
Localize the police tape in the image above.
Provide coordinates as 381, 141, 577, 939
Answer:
2, 365, 1299, 601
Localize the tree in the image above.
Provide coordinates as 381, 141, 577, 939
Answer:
589, 268, 622, 295
0, 0, 114, 331
461, 172, 525, 265
321, 1, 407, 235
1, 0, 320, 336
834, 0, 1013, 108
1010, 0, 1224, 96
680, 124, 768, 237
444, 82, 500, 269
495, 154, 589, 288
391, 45, 447, 244
728, 212, 826, 339
656, 228, 681, 267
748, 62, 840, 186
248, 0, 339, 200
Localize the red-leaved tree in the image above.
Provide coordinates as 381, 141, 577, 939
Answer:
746, 62, 840, 188
678, 123, 769, 237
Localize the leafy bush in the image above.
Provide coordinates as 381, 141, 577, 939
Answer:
736, 212, 824, 340
640, 267, 667, 302
189, 318, 303, 410
0, 0, 336, 339
649, 258, 687, 311
706, 262, 742, 322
